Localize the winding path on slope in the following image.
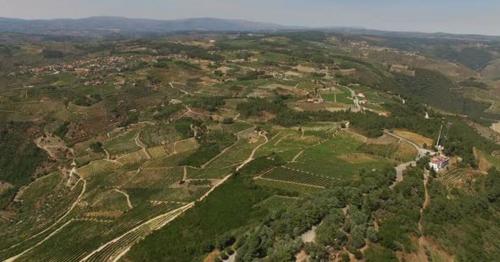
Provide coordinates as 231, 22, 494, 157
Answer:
384, 130, 434, 188
343, 85, 361, 112
79, 129, 269, 262
134, 131, 151, 160
4, 173, 87, 261
113, 188, 133, 209
418, 170, 431, 234
385, 130, 434, 255
236, 132, 268, 171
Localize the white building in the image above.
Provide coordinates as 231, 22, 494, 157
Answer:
429, 155, 450, 172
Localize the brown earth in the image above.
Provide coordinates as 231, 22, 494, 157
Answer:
473, 147, 492, 172
394, 129, 434, 148
203, 249, 221, 262
338, 153, 376, 164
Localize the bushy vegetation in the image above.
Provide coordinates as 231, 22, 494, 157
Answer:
423, 168, 500, 261
180, 131, 236, 167
459, 77, 488, 89
42, 49, 64, 59
127, 157, 280, 262
174, 117, 202, 138
2, 29, 500, 261
0, 123, 48, 208
72, 94, 102, 107
188, 96, 225, 112
432, 46, 493, 70
376, 167, 424, 251
394, 69, 493, 119
153, 103, 184, 120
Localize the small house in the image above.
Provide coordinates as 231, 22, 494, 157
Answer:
429, 155, 450, 172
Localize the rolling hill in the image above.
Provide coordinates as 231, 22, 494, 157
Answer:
0, 16, 290, 36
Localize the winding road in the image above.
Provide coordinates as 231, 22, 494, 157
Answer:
384, 130, 434, 188
344, 85, 362, 112
113, 188, 133, 209
135, 132, 151, 160
4, 172, 87, 261
78, 129, 269, 261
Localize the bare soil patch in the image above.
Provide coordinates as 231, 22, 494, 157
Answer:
203, 249, 221, 262
0, 181, 14, 195
366, 134, 398, 145
394, 130, 433, 148
473, 147, 492, 172
338, 153, 376, 164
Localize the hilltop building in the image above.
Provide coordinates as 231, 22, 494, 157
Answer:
429, 155, 450, 172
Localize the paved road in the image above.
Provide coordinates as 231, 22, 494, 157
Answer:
384, 130, 434, 159
385, 130, 435, 189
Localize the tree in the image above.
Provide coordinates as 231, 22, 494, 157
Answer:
90, 142, 104, 153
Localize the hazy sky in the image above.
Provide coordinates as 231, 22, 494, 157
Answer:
1, 0, 499, 35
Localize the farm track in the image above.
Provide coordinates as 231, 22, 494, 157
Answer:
344, 85, 361, 112
255, 177, 326, 189
134, 132, 151, 160
290, 150, 304, 163
5, 220, 75, 262
281, 166, 336, 181
171, 137, 195, 155
80, 204, 193, 262
384, 130, 434, 188
3, 174, 86, 258
78, 127, 268, 261
273, 134, 291, 146
5, 126, 266, 261
103, 148, 123, 166
418, 171, 430, 234
169, 82, 190, 95
236, 132, 268, 171
113, 188, 133, 209
417, 170, 431, 255
201, 134, 241, 169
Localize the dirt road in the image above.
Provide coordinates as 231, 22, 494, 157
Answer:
79, 129, 268, 261
4, 176, 86, 261
385, 130, 434, 188
135, 132, 151, 159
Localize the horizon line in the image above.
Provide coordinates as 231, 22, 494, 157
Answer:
0, 15, 499, 38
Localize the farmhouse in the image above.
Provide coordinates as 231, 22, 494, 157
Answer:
429, 155, 450, 172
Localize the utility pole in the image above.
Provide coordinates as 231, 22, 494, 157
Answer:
436, 124, 443, 148
333, 86, 337, 103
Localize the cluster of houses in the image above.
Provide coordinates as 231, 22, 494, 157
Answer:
19, 56, 130, 77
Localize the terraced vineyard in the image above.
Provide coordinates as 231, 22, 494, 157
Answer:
1, 25, 500, 262
261, 166, 336, 188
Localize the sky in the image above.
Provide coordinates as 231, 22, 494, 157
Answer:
0, 0, 499, 35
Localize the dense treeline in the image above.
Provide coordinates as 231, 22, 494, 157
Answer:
458, 77, 488, 89
0, 122, 48, 208
236, 166, 399, 261
237, 97, 499, 167
127, 153, 399, 261
188, 96, 226, 112
127, 156, 284, 262
424, 168, 500, 261
432, 46, 493, 71
376, 167, 424, 252
174, 117, 202, 138
180, 130, 236, 167
394, 69, 494, 120
153, 103, 184, 121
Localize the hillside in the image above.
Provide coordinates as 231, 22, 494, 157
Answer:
0, 30, 499, 262
0, 17, 289, 36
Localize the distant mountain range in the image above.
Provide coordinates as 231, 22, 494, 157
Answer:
0, 16, 291, 36
0, 16, 498, 41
